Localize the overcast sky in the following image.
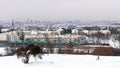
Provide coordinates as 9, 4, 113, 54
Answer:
0, 0, 120, 21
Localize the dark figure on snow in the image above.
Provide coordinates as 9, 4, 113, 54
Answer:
96, 56, 100, 60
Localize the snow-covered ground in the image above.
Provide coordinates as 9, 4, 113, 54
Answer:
109, 38, 120, 48
0, 54, 120, 68
0, 47, 6, 55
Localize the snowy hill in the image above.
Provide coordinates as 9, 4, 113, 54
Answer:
0, 54, 120, 68
0, 47, 6, 55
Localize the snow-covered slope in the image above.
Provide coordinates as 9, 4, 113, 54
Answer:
109, 38, 120, 48
0, 54, 120, 68
0, 47, 6, 55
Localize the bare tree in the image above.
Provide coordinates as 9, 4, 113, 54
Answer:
67, 41, 73, 49
67, 34, 73, 49
44, 34, 54, 53
19, 31, 25, 42
93, 31, 105, 44
65, 34, 74, 54
17, 29, 25, 42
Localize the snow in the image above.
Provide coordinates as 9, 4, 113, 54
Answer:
109, 38, 120, 48
0, 47, 6, 55
0, 54, 120, 68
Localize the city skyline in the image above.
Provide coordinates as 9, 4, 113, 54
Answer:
0, 0, 120, 22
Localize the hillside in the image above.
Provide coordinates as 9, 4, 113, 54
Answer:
0, 54, 120, 68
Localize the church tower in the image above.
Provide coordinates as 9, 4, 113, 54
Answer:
12, 19, 14, 28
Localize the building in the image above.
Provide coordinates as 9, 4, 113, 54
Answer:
0, 33, 8, 41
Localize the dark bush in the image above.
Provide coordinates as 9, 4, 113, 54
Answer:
16, 44, 43, 64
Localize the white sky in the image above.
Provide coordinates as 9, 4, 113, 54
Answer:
0, 0, 120, 21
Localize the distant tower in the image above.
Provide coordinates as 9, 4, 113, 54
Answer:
12, 19, 14, 28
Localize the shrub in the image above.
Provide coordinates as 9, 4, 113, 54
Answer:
16, 44, 43, 64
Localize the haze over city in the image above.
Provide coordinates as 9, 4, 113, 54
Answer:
0, 1, 120, 68
0, 0, 120, 22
